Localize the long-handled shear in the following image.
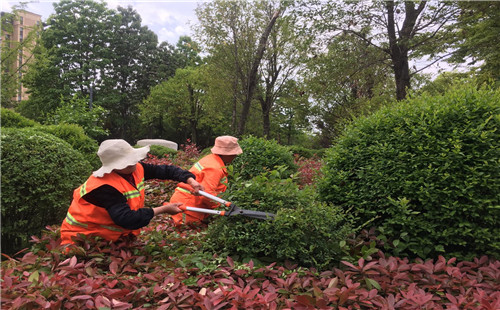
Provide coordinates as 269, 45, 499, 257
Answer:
176, 183, 275, 220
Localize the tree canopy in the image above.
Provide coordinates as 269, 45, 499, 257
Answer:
12, 0, 500, 146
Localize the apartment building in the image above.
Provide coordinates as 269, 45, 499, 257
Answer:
1, 10, 41, 103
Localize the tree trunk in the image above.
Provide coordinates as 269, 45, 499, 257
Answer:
188, 84, 198, 144
237, 10, 281, 136
259, 96, 272, 139
385, 0, 426, 101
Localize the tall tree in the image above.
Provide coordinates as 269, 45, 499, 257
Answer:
256, 1, 311, 139
42, 0, 115, 102
103, 5, 159, 140
152, 41, 182, 83
176, 35, 203, 67
295, 0, 459, 100
22, 0, 115, 121
303, 32, 394, 146
195, 0, 281, 136
139, 66, 217, 146
449, 2, 500, 85
1, 7, 41, 108
18, 42, 67, 121
23, 1, 164, 141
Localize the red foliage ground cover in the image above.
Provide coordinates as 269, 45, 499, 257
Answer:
1, 218, 499, 310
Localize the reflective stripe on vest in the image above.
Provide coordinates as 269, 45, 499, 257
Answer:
194, 162, 204, 171
80, 178, 145, 200
176, 187, 192, 195
65, 212, 124, 232
65, 212, 88, 228
79, 181, 88, 197
123, 179, 145, 199
99, 224, 123, 232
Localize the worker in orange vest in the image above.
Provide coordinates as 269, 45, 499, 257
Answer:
60, 139, 203, 245
170, 136, 243, 225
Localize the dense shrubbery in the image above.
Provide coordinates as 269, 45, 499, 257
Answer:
1, 134, 499, 309
203, 168, 353, 270
232, 136, 297, 180
145, 144, 178, 159
35, 124, 100, 170
0, 108, 40, 128
0, 128, 92, 254
318, 85, 500, 260
1, 108, 100, 170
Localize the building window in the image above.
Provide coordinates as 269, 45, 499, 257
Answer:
20, 16, 23, 25
19, 27, 23, 42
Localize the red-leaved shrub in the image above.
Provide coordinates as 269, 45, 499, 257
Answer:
2, 222, 498, 310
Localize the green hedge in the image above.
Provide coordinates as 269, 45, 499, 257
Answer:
145, 145, 178, 159
203, 168, 353, 270
1, 108, 39, 128
1, 108, 100, 170
232, 136, 297, 180
34, 124, 100, 170
318, 84, 500, 260
1, 128, 92, 254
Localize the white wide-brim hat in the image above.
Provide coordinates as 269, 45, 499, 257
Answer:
211, 136, 243, 155
92, 139, 150, 177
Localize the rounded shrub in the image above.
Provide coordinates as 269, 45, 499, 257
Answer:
203, 169, 353, 270
1, 108, 39, 128
145, 144, 178, 159
232, 136, 297, 180
318, 84, 500, 260
35, 124, 100, 170
1, 128, 92, 254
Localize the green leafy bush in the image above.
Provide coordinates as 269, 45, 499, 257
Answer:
0, 108, 39, 128
318, 84, 500, 260
232, 136, 297, 180
47, 94, 109, 140
1, 109, 99, 169
145, 144, 178, 159
203, 168, 353, 270
35, 124, 100, 170
1, 128, 92, 254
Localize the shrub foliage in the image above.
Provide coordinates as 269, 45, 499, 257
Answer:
145, 144, 178, 159
1, 128, 92, 254
35, 124, 100, 170
0, 108, 39, 128
203, 168, 353, 270
1, 224, 498, 309
231, 136, 297, 180
318, 85, 500, 260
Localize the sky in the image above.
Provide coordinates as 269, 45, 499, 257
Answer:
1, 0, 205, 45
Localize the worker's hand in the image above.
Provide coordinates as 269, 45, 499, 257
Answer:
154, 202, 183, 216
186, 177, 204, 194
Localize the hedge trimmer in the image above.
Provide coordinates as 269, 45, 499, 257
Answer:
177, 183, 275, 220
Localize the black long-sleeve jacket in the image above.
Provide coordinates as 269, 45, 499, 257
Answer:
82, 162, 194, 230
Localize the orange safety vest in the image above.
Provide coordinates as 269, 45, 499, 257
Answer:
60, 163, 146, 244
171, 154, 228, 224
